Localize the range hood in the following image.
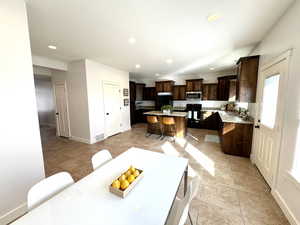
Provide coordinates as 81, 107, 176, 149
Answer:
157, 92, 173, 96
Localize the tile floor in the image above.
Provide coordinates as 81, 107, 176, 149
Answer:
41, 124, 290, 225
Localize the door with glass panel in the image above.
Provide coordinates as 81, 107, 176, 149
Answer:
253, 56, 289, 187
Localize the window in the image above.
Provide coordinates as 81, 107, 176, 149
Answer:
261, 74, 280, 129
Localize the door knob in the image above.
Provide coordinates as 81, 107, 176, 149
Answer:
106, 113, 109, 115
255, 125, 260, 129
56, 112, 59, 115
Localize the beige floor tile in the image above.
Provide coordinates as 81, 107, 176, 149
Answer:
40, 124, 290, 225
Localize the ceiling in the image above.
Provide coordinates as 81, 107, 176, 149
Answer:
26, 0, 294, 77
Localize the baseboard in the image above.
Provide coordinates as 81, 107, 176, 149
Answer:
272, 190, 300, 225
70, 136, 91, 144
0, 203, 27, 225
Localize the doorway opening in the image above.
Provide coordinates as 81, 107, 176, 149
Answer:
34, 75, 57, 143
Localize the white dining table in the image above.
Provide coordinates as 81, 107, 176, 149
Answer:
12, 147, 188, 225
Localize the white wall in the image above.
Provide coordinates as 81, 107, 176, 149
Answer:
252, 1, 300, 224
33, 65, 52, 76
85, 59, 131, 143
51, 60, 131, 144
32, 55, 68, 71
0, 0, 45, 223
66, 60, 91, 143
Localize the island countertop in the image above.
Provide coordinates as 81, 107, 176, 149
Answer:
143, 111, 188, 117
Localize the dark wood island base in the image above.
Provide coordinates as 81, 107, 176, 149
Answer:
144, 111, 187, 138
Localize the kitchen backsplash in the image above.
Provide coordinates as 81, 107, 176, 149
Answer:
173, 100, 229, 108
135, 100, 155, 107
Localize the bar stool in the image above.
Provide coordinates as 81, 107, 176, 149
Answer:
146, 116, 162, 138
161, 116, 176, 141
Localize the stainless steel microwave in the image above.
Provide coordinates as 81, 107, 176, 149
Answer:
186, 91, 202, 99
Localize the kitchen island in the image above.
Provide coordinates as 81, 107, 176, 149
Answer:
143, 111, 188, 137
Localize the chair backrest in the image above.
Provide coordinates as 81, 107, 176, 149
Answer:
162, 117, 175, 125
174, 176, 200, 225
91, 149, 112, 170
27, 172, 74, 211
147, 116, 158, 124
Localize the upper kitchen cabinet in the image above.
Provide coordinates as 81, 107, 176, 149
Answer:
186, 79, 203, 92
135, 83, 145, 101
155, 81, 174, 93
202, 83, 217, 100
217, 76, 237, 101
236, 55, 260, 103
143, 87, 156, 100
173, 85, 186, 100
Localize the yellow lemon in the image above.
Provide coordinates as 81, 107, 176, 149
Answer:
111, 180, 120, 189
125, 170, 132, 177
118, 174, 126, 182
133, 170, 140, 178
129, 166, 136, 173
120, 180, 129, 190
127, 175, 135, 184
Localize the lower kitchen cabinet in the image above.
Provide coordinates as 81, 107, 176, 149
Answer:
135, 109, 148, 123
219, 122, 253, 157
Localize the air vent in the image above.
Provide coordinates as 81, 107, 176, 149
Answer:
95, 134, 104, 141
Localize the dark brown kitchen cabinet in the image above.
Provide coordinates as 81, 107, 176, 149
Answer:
186, 79, 203, 92
173, 85, 186, 100
155, 81, 174, 93
236, 55, 260, 103
129, 81, 136, 125
217, 76, 237, 100
135, 83, 145, 101
229, 80, 237, 101
156, 82, 164, 92
202, 84, 217, 100
143, 87, 156, 100
219, 122, 253, 157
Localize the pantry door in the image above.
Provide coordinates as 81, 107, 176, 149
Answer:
103, 82, 121, 138
253, 51, 291, 188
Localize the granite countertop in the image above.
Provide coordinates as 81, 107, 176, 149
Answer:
144, 111, 188, 117
218, 111, 254, 124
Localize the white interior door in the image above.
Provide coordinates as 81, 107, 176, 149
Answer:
54, 82, 70, 137
253, 53, 290, 187
103, 82, 121, 138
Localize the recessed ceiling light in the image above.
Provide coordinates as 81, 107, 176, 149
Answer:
128, 37, 136, 44
210, 67, 215, 70
155, 73, 160, 76
166, 59, 173, 64
207, 14, 220, 22
135, 64, 141, 69
48, 45, 57, 50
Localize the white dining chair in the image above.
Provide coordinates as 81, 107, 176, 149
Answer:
166, 175, 200, 225
91, 149, 112, 170
27, 172, 74, 211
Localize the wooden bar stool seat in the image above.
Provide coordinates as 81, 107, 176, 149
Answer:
146, 116, 162, 138
162, 116, 176, 141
